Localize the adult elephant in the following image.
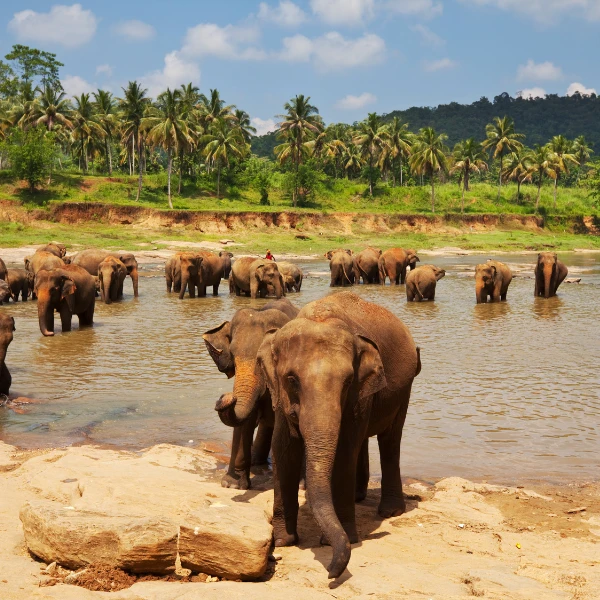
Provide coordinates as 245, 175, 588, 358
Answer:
25, 252, 65, 300
219, 251, 234, 280
0, 257, 7, 281
406, 265, 445, 302
35, 265, 96, 336
198, 251, 225, 297
37, 243, 67, 258
534, 252, 568, 298
238, 292, 420, 579
165, 253, 204, 299
0, 280, 10, 304
204, 299, 299, 490
5, 269, 33, 302
98, 256, 127, 304
355, 247, 382, 284
72, 250, 139, 298
475, 260, 512, 303
379, 248, 420, 285
278, 262, 303, 293
325, 250, 355, 287
231, 257, 284, 299
0, 314, 15, 395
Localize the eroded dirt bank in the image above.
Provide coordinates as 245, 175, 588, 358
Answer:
4, 199, 598, 235
1, 442, 598, 600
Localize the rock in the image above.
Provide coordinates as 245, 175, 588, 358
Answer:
565, 278, 581, 284
64, 569, 87, 584
20, 500, 179, 574
44, 561, 58, 576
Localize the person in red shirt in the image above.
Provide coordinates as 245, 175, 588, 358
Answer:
265, 250, 275, 261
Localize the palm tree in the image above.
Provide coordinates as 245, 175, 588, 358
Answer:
119, 81, 150, 200
276, 94, 322, 206
29, 86, 73, 131
93, 90, 118, 175
176, 83, 201, 192
353, 112, 387, 196
6, 82, 37, 130
409, 127, 449, 212
525, 144, 557, 212
199, 89, 236, 126
234, 109, 256, 143
450, 138, 488, 213
502, 148, 530, 201
143, 88, 193, 209
343, 144, 364, 179
483, 116, 525, 200
382, 117, 412, 186
548, 135, 578, 209
572, 136, 593, 183
200, 118, 245, 197
71, 93, 104, 173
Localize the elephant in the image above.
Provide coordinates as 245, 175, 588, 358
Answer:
241, 292, 420, 579
534, 252, 568, 298
72, 250, 139, 298
326, 250, 356, 287
219, 251, 234, 280
204, 298, 299, 490
475, 260, 513, 303
25, 252, 65, 299
5, 269, 33, 302
0, 280, 10, 305
355, 247, 382, 284
37, 243, 67, 258
165, 253, 204, 299
98, 256, 128, 304
197, 251, 225, 296
379, 248, 420, 285
230, 257, 285, 299
0, 257, 7, 281
277, 262, 303, 293
34, 265, 96, 336
406, 265, 446, 302
0, 314, 15, 395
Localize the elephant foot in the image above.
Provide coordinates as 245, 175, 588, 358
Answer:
355, 488, 368, 503
378, 497, 406, 519
274, 532, 298, 547
221, 471, 251, 490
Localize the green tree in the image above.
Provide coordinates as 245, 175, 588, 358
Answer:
343, 144, 364, 179
483, 116, 525, 200
548, 135, 578, 209
409, 127, 449, 212
353, 112, 387, 196
502, 148, 530, 201
8, 126, 56, 191
525, 144, 557, 212
176, 83, 201, 192
93, 90, 118, 175
234, 109, 256, 143
382, 117, 412, 186
71, 93, 104, 173
4, 45, 63, 90
572, 136, 593, 182
199, 89, 235, 126
450, 138, 488, 212
30, 86, 73, 131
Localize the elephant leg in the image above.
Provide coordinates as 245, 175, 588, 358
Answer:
272, 414, 303, 547
0, 363, 11, 396
59, 304, 72, 332
251, 420, 273, 466
212, 282, 219, 296
400, 267, 406, 285
355, 437, 369, 502
166, 274, 172, 292
78, 303, 95, 327
222, 426, 243, 488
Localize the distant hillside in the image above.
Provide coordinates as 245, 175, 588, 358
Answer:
251, 92, 599, 158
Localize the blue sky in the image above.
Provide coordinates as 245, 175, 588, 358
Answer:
1, 1, 598, 134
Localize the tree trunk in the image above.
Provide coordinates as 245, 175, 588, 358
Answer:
136, 133, 143, 201
431, 176, 435, 213
178, 148, 184, 194
461, 184, 465, 214
400, 162, 403, 186
167, 146, 173, 209
497, 153, 503, 200
517, 179, 521, 202
553, 177, 558, 210
536, 177, 542, 212
369, 153, 373, 196
217, 164, 221, 198
106, 138, 112, 175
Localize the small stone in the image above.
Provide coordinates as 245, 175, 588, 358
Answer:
44, 562, 57, 576
65, 570, 87, 584
566, 507, 587, 514
269, 553, 283, 561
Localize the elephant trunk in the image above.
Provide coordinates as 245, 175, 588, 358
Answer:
273, 277, 283, 299
543, 264, 555, 298
102, 275, 112, 305
37, 292, 54, 336
179, 273, 188, 300
475, 281, 486, 304
302, 408, 350, 579
131, 267, 139, 298
216, 359, 263, 427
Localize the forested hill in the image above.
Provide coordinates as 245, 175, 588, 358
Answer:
251, 92, 599, 158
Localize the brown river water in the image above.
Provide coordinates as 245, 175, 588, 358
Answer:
1, 253, 599, 484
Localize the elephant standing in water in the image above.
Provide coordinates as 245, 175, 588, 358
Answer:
5, 269, 34, 302
326, 250, 356, 287
534, 252, 568, 298
0, 280, 10, 304
379, 248, 419, 285
204, 299, 299, 489
98, 256, 128, 304
406, 265, 446, 302
165, 253, 204, 299
230, 257, 285, 299
277, 262, 303, 293
72, 250, 139, 298
0, 314, 15, 395
197, 251, 225, 296
475, 260, 512, 303
219, 251, 234, 280
34, 265, 96, 336
355, 247, 382, 284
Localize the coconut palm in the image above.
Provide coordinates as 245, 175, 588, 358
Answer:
92, 90, 118, 175
483, 116, 525, 200
199, 89, 235, 126
502, 148, 530, 201
572, 136, 593, 183
29, 86, 73, 132
343, 144, 364, 179
71, 93, 104, 173
119, 81, 150, 200
409, 127, 449, 213
525, 145, 557, 212
143, 88, 193, 209
175, 83, 202, 193
382, 117, 412, 186
353, 112, 388, 196
450, 138, 488, 213
548, 135, 578, 209
234, 109, 256, 144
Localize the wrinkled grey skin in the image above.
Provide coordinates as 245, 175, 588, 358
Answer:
378, 248, 420, 285
0, 314, 15, 395
98, 256, 128, 304
405, 265, 446, 302
165, 253, 204, 299
219, 251, 234, 280
475, 260, 513, 303
5, 269, 33, 302
326, 250, 356, 287
72, 250, 139, 298
24, 252, 65, 301
278, 262, 303, 292
231, 257, 285, 299
205, 298, 299, 490
534, 252, 568, 298
0, 280, 11, 304
355, 247, 382, 284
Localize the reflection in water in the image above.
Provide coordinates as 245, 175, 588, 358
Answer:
0, 254, 599, 484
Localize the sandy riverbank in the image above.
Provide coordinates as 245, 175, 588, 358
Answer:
0, 442, 598, 600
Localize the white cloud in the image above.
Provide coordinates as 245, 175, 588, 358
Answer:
279, 32, 385, 72
8, 4, 97, 48
387, 0, 443, 18
182, 23, 266, 60
310, 0, 375, 26
567, 82, 597, 96
336, 92, 377, 110
423, 57, 457, 72
140, 51, 201, 98
517, 59, 563, 82
113, 19, 156, 41
258, 1, 307, 26
517, 87, 547, 99
463, 0, 600, 25
62, 75, 95, 97
412, 24, 445, 46
251, 117, 277, 136
96, 64, 113, 77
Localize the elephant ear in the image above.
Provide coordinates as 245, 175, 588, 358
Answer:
255, 329, 280, 410
203, 321, 234, 377
254, 263, 265, 280
194, 256, 204, 268
355, 335, 387, 400
61, 277, 77, 300
490, 265, 497, 280
324, 251, 333, 260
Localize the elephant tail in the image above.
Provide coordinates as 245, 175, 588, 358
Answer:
341, 262, 352, 285
415, 281, 424, 300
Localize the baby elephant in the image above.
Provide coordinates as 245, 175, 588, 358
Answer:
406, 265, 446, 302
5, 269, 34, 302
475, 260, 512, 303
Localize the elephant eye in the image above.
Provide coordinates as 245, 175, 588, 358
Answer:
287, 374, 300, 391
